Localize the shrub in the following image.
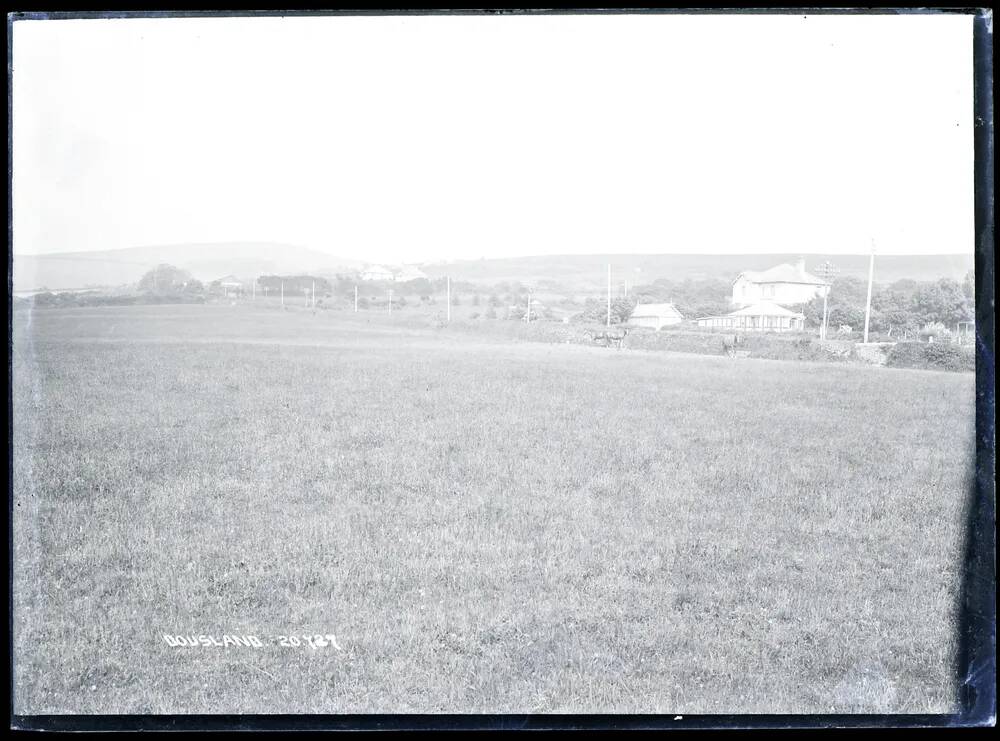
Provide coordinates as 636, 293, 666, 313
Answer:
923, 342, 973, 371
886, 342, 972, 372
29, 291, 207, 308
138, 264, 194, 294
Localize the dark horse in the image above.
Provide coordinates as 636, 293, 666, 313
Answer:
587, 327, 630, 349
721, 333, 746, 357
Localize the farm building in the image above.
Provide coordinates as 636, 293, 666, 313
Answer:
360, 264, 395, 281
629, 302, 684, 330
731, 258, 829, 307
697, 301, 805, 332
211, 275, 244, 297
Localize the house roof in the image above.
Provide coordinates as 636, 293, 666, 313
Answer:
630, 302, 683, 319
696, 301, 805, 321
727, 301, 805, 318
735, 262, 828, 286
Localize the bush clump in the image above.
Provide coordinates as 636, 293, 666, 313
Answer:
886, 342, 973, 372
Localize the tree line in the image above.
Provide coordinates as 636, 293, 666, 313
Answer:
801, 273, 974, 335
127, 264, 974, 334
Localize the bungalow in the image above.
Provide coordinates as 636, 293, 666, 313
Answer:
697, 301, 805, 332
731, 258, 829, 307
629, 302, 684, 330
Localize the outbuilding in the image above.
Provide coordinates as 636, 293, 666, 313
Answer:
211, 274, 244, 297
628, 302, 684, 330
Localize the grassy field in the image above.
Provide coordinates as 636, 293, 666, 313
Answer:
12, 303, 975, 714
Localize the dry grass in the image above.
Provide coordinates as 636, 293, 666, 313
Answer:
11, 304, 974, 714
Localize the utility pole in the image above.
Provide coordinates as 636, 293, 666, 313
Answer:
354, 285, 358, 312
446, 276, 451, 323
606, 263, 612, 328
822, 287, 828, 340
311, 280, 316, 308
815, 261, 838, 341
863, 240, 876, 344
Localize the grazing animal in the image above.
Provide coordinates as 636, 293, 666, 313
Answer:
721, 334, 744, 357
586, 327, 629, 349
607, 327, 630, 349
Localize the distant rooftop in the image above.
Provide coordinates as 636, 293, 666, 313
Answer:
695, 301, 806, 320
631, 302, 683, 319
727, 301, 805, 318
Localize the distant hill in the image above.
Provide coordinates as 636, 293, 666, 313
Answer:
419, 254, 974, 291
11, 243, 364, 292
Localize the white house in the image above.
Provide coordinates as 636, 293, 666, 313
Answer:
697, 301, 805, 332
360, 264, 395, 281
212, 274, 244, 297
731, 258, 829, 307
629, 302, 684, 330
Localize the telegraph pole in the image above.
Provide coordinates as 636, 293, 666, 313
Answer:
863, 241, 876, 344
311, 280, 316, 308
822, 286, 828, 340
606, 264, 612, 328
815, 261, 838, 341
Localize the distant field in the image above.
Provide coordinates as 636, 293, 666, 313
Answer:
12, 304, 974, 714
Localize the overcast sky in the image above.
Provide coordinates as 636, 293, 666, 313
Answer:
12, 13, 974, 263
